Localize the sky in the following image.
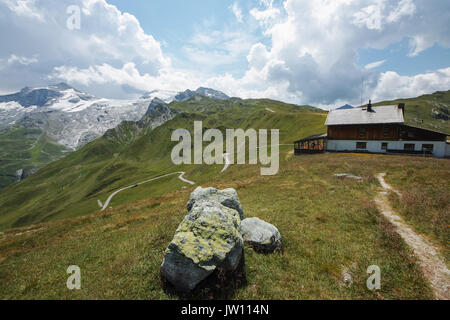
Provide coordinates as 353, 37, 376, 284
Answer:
0, 0, 449, 109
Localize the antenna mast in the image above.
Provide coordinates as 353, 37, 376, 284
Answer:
360, 72, 364, 107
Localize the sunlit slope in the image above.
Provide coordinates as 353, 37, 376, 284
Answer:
0, 126, 69, 189
0, 97, 326, 230
1, 152, 444, 299
372, 90, 450, 134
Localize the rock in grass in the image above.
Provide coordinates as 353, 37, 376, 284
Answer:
241, 217, 282, 253
333, 173, 362, 181
342, 267, 353, 286
186, 187, 244, 219
161, 201, 243, 292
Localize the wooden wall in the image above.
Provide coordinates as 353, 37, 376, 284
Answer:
327, 124, 446, 141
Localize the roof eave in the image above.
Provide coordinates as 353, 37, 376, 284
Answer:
326, 121, 404, 126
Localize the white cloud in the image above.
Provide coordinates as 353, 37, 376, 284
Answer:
353, 4, 383, 31
0, 0, 44, 21
7, 54, 38, 65
50, 62, 202, 95
0, 0, 169, 96
250, 0, 281, 27
216, 0, 450, 107
387, 0, 416, 23
365, 59, 387, 70
0, 0, 449, 107
372, 67, 450, 101
231, 2, 243, 23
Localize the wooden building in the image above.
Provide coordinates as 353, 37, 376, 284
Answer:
295, 102, 450, 158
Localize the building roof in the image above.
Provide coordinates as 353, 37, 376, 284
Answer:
325, 105, 404, 126
294, 133, 327, 143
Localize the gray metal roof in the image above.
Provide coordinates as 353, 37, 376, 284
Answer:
294, 133, 327, 143
325, 105, 404, 126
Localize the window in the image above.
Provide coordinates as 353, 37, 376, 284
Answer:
359, 127, 366, 137
383, 127, 390, 137
404, 144, 415, 151
356, 142, 367, 150
422, 144, 434, 152
381, 142, 388, 150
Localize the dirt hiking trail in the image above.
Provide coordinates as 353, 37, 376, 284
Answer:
375, 173, 449, 300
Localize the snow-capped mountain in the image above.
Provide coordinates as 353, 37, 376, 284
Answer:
175, 87, 229, 102
0, 84, 229, 149
0, 83, 230, 189
0, 83, 155, 149
140, 89, 179, 103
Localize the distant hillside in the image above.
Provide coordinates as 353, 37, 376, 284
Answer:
0, 96, 326, 230
0, 86, 229, 190
372, 90, 450, 134
0, 125, 70, 189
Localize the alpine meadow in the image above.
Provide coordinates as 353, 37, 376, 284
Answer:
0, 0, 449, 307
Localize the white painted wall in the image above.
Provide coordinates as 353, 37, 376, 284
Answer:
327, 140, 447, 158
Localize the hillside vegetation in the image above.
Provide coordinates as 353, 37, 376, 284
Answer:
0, 126, 69, 189
1, 152, 447, 299
372, 90, 450, 134
0, 97, 326, 230
1, 89, 448, 191
0, 93, 449, 300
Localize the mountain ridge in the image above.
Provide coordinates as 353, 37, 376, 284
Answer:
0, 84, 230, 189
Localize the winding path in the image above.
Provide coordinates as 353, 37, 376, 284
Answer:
101, 143, 295, 208
375, 173, 449, 299
220, 153, 232, 173
100, 171, 195, 211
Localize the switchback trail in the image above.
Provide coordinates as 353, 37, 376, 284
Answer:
101, 172, 195, 211
375, 173, 449, 299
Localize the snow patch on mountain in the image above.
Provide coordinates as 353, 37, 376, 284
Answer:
0, 84, 229, 150
140, 90, 178, 103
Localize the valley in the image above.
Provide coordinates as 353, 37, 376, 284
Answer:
0, 87, 448, 300
0, 151, 448, 299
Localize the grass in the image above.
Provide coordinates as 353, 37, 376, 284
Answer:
384, 161, 450, 263
0, 126, 69, 189
1, 152, 446, 299
371, 90, 450, 134
0, 93, 448, 299
1, 88, 448, 191
0, 98, 327, 230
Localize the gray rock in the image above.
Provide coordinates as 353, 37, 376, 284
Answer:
342, 267, 353, 286
186, 187, 244, 219
241, 217, 282, 253
333, 173, 362, 181
161, 200, 243, 292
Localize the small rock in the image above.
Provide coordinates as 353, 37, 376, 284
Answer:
187, 187, 244, 219
342, 267, 353, 286
333, 173, 362, 181
241, 217, 282, 253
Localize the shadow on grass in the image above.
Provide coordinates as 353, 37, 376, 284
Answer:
162, 254, 248, 300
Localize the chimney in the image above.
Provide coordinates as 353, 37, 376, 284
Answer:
398, 103, 405, 115
367, 100, 373, 112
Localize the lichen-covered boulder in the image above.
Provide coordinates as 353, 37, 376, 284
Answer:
241, 217, 282, 253
186, 187, 244, 219
161, 201, 243, 292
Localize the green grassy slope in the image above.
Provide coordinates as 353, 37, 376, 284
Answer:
1, 152, 445, 299
0, 97, 326, 230
0, 126, 70, 189
0, 95, 448, 300
372, 90, 450, 134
